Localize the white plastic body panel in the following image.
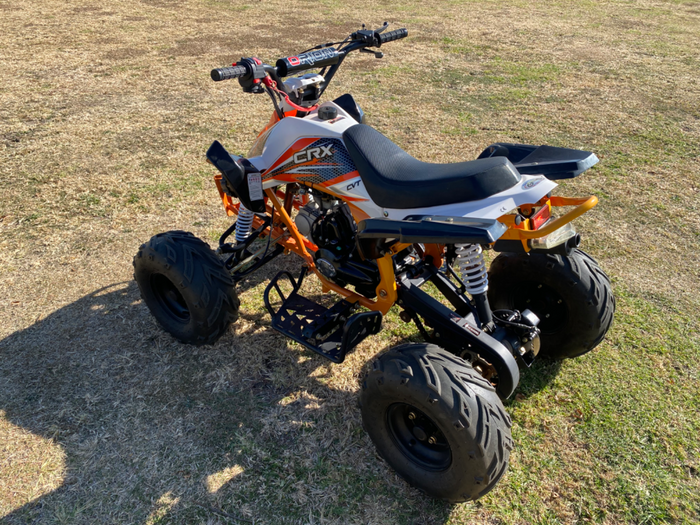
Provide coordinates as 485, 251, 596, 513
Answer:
357, 175, 558, 220
325, 173, 556, 221
247, 101, 357, 183
246, 104, 557, 219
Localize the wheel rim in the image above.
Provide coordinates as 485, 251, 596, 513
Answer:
151, 273, 190, 323
386, 403, 451, 471
510, 282, 567, 334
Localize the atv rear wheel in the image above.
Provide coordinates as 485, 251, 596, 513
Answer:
360, 343, 513, 502
487, 249, 614, 359
133, 231, 240, 345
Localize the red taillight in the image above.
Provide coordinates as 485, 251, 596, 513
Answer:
531, 203, 551, 230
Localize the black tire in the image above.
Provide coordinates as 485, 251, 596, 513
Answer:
133, 231, 240, 345
488, 248, 615, 359
360, 343, 513, 502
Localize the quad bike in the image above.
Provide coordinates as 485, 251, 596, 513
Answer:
133, 24, 614, 502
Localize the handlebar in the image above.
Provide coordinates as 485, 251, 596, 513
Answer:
210, 25, 407, 114
378, 28, 408, 45
211, 65, 248, 82
210, 27, 408, 82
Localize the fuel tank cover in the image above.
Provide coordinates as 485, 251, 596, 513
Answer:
318, 106, 338, 121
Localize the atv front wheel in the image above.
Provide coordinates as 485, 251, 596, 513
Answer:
487, 249, 614, 359
360, 343, 513, 502
133, 231, 240, 345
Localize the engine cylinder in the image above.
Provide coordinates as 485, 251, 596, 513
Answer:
294, 201, 321, 237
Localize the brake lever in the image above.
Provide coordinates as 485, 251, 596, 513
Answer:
360, 48, 384, 59
375, 21, 389, 34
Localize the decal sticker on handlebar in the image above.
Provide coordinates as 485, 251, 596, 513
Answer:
289, 48, 338, 67
278, 48, 341, 75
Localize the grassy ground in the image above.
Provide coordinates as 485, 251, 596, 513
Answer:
1, 0, 699, 523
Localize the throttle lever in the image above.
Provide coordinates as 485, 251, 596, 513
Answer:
360, 48, 384, 59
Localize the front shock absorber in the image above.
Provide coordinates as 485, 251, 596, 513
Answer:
454, 243, 493, 327
235, 203, 255, 244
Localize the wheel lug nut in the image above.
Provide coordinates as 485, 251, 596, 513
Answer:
408, 412, 416, 420
428, 436, 437, 445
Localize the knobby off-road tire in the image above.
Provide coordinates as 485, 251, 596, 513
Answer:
360, 343, 513, 502
488, 248, 615, 359
133, 231, 240, 345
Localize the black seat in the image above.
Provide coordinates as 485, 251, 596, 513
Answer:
342, 124, 521, 209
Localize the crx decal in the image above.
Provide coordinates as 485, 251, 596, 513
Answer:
293, 145, 333, 164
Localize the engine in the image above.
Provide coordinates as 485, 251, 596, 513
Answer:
295, 190, 380, 297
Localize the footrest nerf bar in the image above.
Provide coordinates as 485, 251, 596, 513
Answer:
263, 268, 382, 363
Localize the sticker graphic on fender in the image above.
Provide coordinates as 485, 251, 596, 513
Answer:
522, 177, 545, 190
263, 138, 357, 186
293, 145, 333, 164
247, 172, 264, 201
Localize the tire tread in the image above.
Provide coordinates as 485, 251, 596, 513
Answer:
133, 231, 239, 345
488, 249, 615, 359
361, 343, 512, 502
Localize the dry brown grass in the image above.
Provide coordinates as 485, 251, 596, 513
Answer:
1, 0, 699, 523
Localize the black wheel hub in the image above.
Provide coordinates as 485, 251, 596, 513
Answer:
511, 282, 567, 334
386, 403, 451, 471
151, 273, 190, 323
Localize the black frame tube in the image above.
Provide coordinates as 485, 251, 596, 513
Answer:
397, 271, 520, 399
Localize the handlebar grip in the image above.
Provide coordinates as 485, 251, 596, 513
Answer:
211, 65, 248, 81
378, 28, 408, 45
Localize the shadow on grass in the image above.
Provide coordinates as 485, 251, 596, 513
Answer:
0, 277, 453, 524
513, 359, 564, 400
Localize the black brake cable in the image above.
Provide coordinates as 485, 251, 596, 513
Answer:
299, 39, 346, 54
491, 309, 536, 331
264, 85, 284, 119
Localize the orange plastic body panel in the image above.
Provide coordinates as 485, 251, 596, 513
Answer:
422, 243, 445, 269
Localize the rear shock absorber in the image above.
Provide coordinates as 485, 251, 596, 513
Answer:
235, 203, 255, 244
454, 243, 493, 327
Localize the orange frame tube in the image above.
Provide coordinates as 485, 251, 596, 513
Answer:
216, 176, 597, 312
497, 195, 598, 251
263, 188, 398, 315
